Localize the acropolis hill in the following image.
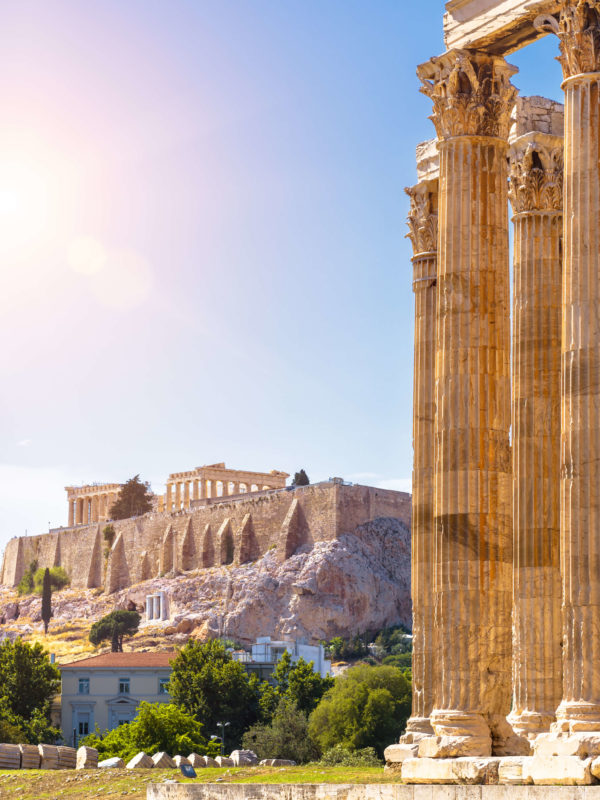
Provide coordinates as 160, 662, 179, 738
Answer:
0, 475, 412, 648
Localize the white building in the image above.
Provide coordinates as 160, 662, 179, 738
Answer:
59, 652, 173, 745
233, 636, 331, 680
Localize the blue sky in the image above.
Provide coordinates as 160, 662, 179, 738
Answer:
0, 1, 564, 546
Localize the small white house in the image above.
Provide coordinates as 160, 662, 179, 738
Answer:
59, 652, 173, 746
233, 636, 331, 679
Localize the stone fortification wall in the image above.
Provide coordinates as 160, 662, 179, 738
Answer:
0, 482, 410, 593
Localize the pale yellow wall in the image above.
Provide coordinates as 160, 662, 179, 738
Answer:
60, 666, 172, 745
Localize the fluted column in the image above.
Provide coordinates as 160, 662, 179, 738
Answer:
175, 482, 181, 511
193, 480, 199, 501
534, 1, 600, 734
403, 174, 438, 739
91, 495, 99, 523
200, 479, 206, 500
68, 500, 74, 527
166, 483, 173, 511
418, 50, 517, 757
508, 123, 564, 737
183, 481, 190, 509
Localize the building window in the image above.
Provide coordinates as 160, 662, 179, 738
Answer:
78, 678, 90, 694
119, 678, 130, 694
79, 719, 89, 736
158, 678, 170, 695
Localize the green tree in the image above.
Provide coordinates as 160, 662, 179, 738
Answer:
82, 702, 220, 762
109, 475, 153, 520
17, 559, 38, 596
308, 664, 411, 757
242, 698, 320, 763
89, 610, 141, 652
291, 469, 309, 487
41, 568, 52, 634
0, 639, 60, 741
169, 639, 259, 747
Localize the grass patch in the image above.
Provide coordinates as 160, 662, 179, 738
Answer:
0, 765, 396, 799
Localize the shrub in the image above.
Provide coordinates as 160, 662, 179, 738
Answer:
319, 744, 381, 766
82, 702, 219, 762
33, 566, 69, 593
242, 698, 320, 764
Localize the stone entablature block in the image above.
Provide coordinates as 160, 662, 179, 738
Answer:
444, 0, 562, 55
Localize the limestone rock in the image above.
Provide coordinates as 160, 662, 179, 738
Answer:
187, 753, 206, 768
202, 756, 218, 767
498, 757, 533, 785
534, 733, 600, 758
76, 746, 98, 770
173, 755, 191, 767
19, 744, 40, 769
126, 752, 154, 769
57, 746, 77, 769
523, 755, 594, 785
418, 735, 492, 759
215, 756, 234, 767
98, 757, 125, 769
401, 757, 500, 785
38, 744, 59, 770
230, 749, 258, 766
152, 751, 175, 768
384, 743, 419, 763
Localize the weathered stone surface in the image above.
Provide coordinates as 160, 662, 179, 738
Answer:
99, 757, 125, 768
230, 750, 258, 766
174, 755, 191, 767
19, 743, 40, 769
57, 746, 77, 769
384, 744, 419, 764
497, 756, 533, 785
76, 745, 98, 770
258, 759, 296, 766
533, 734, 600, 758
126, 752, 154, 769
215, 756, 234, 767
38, 744, 60, 770
187, 753, 206, 768
523, 755, 594, 785
152, 752, 176, 768
201, 756, 218, 767
401, 757, 500, 784
418, 736, 492, 759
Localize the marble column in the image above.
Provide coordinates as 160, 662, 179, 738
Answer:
536, 1, 600, 734
200, 479, 206, 500
193, 480, 199, 501
166, 483, 173, 512
175, 482, 181, 511
68, 500, 74, 527
403, 171, 438, 740
508, 118, 564, 737
418, 50, 517, 757
91, 495, 99, 523
183, 481, 190, 509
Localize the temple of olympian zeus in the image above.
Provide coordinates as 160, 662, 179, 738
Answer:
65, 462, 288, 526
389, 0, 600, 777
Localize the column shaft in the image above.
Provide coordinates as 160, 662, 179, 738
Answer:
559, 69, 600, 731
175, 482, 181, 511
68, 500, 74, 527
166, 483, 173, 512
183, 481, 190, 509
419, 50, 517, 757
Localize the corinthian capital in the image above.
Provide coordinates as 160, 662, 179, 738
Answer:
535, 1, 600, 78
406, 181, 438, 256
417, 50, 518, 141
509, 134, 564, 214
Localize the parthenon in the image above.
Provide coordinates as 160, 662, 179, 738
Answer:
162, 462, 289, 513
65, 483, 123, 526
389, 0, 600, 783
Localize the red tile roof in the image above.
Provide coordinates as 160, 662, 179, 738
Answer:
60, 652, 175, 669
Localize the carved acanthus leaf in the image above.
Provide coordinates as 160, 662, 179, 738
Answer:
509, 143, 564, 214
558, 1, 600, 78
418, 51, 518, 140
406, 183, 438, 255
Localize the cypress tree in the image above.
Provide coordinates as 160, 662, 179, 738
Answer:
41, 568, 52, 635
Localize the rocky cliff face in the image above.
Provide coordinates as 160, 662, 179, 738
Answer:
0, 516, 411, 654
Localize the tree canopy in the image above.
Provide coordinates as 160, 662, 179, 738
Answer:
109, 475, 153, 520
169, 639, 259, 747
0, 639, 61, 743
257, 651, 333, 724
89, 610, 141, 652
242, 697, 320, 763
83, 702, 220, 762
291, 469, 310, 487
308, 664, 411, 757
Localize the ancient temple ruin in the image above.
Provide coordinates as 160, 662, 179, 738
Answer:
390, 0, 600, 784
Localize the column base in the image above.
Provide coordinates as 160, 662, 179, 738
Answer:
489, 715, 532, 756
554, 702, 600, 734
508, 709, 555, 739
403, 716, 434, 739
418, 710, 492, 758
